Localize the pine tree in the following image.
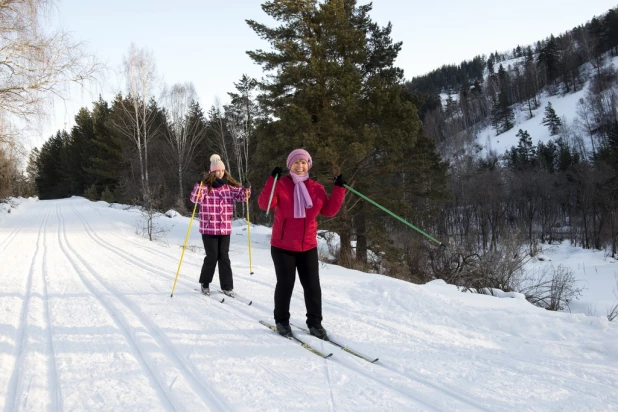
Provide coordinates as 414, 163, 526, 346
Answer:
537, 35, 560, 84
524, 48, 539, 118
491, 65, 515, 135
603, 9, 618, 55
515, 129, 535, 169
487, 57, 495, 75
556, 137, 579, 172
537, 140, 557, 173
246, 0, 446, 267
491, 90, 514, 135
542, 102, 562, 135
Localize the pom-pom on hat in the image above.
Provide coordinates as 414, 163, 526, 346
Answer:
209, 154, 225, 172
286, 149, 312, 170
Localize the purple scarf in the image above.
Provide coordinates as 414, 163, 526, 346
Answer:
290, 172, 313, 218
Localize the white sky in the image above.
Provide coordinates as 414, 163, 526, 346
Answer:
28, 0, 618, 148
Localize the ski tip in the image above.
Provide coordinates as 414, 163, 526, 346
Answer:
371, 358, 379, 363
326, 353, 333, 358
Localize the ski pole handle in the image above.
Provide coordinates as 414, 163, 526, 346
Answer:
266, 175, 278, 216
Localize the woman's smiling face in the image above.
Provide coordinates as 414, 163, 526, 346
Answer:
291, 159, 308, 176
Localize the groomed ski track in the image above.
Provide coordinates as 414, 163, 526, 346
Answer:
1, 198, 617, 411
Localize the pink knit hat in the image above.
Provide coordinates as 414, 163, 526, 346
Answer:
209, 154, 225, 172
286, 149, 312, 170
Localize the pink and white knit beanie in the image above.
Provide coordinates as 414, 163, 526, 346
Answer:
209, 154, 225, 173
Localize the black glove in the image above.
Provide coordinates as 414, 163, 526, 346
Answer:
243, 181, 251, 189
334, 174, 346, 187
271, 167, 283, 178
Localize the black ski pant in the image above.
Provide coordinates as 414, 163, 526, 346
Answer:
271, 246, 322, 327
200, 234, 233, 290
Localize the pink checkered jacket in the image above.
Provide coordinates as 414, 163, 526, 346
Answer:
190, 182, 250, 235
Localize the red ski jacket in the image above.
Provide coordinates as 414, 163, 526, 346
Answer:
258, 175, 346, 252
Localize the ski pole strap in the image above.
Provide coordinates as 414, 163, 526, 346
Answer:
266, 175, 278, 216
343, 184, 445, 248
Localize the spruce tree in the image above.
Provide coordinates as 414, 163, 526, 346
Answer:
89, 98, 123, 191
515, 129, 535, 169
247, 0, 446, 267
71, 107, 97, 194
101, 186, 115, 203
36, 131, 69, 199
542, 102, 562, 135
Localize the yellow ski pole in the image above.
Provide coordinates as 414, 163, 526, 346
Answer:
171, 182, 203, 297
246, 189, 254, 275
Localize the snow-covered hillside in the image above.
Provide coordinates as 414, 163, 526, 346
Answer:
0, 197, 617, 411
477, 56, 618, 156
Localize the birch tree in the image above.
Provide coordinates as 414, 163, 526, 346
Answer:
110, 44, 159, 200
0, 0, 99, 123
161, 82, 205, 210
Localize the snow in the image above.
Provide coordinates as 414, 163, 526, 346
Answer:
478, 87, 587, 155
530, 242, 618, 319
1, 197, 617, 410
477, 55, 618, 156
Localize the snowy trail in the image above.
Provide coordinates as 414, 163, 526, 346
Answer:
1, 198, 618, 411
66, 202, 459, 410
68, 202, 493, 410
5, 207, 60, 411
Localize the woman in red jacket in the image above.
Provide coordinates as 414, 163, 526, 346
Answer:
258, 148, 346, 339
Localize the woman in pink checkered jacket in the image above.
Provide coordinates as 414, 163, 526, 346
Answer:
190, 154, 251, 297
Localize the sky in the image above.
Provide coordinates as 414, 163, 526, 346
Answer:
26, 0, 618, 148
0, 196, 616, 410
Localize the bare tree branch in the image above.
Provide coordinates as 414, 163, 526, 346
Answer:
0, 0, 101, 122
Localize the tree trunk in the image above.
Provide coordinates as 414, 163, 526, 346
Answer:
338, 209, 354, 267
355, 203, 367, 266
177, 161, 184, 212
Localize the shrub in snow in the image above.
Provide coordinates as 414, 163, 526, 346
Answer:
101, 186, 115, 204
84, 184, 98, 201
519, 264, 583, 311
